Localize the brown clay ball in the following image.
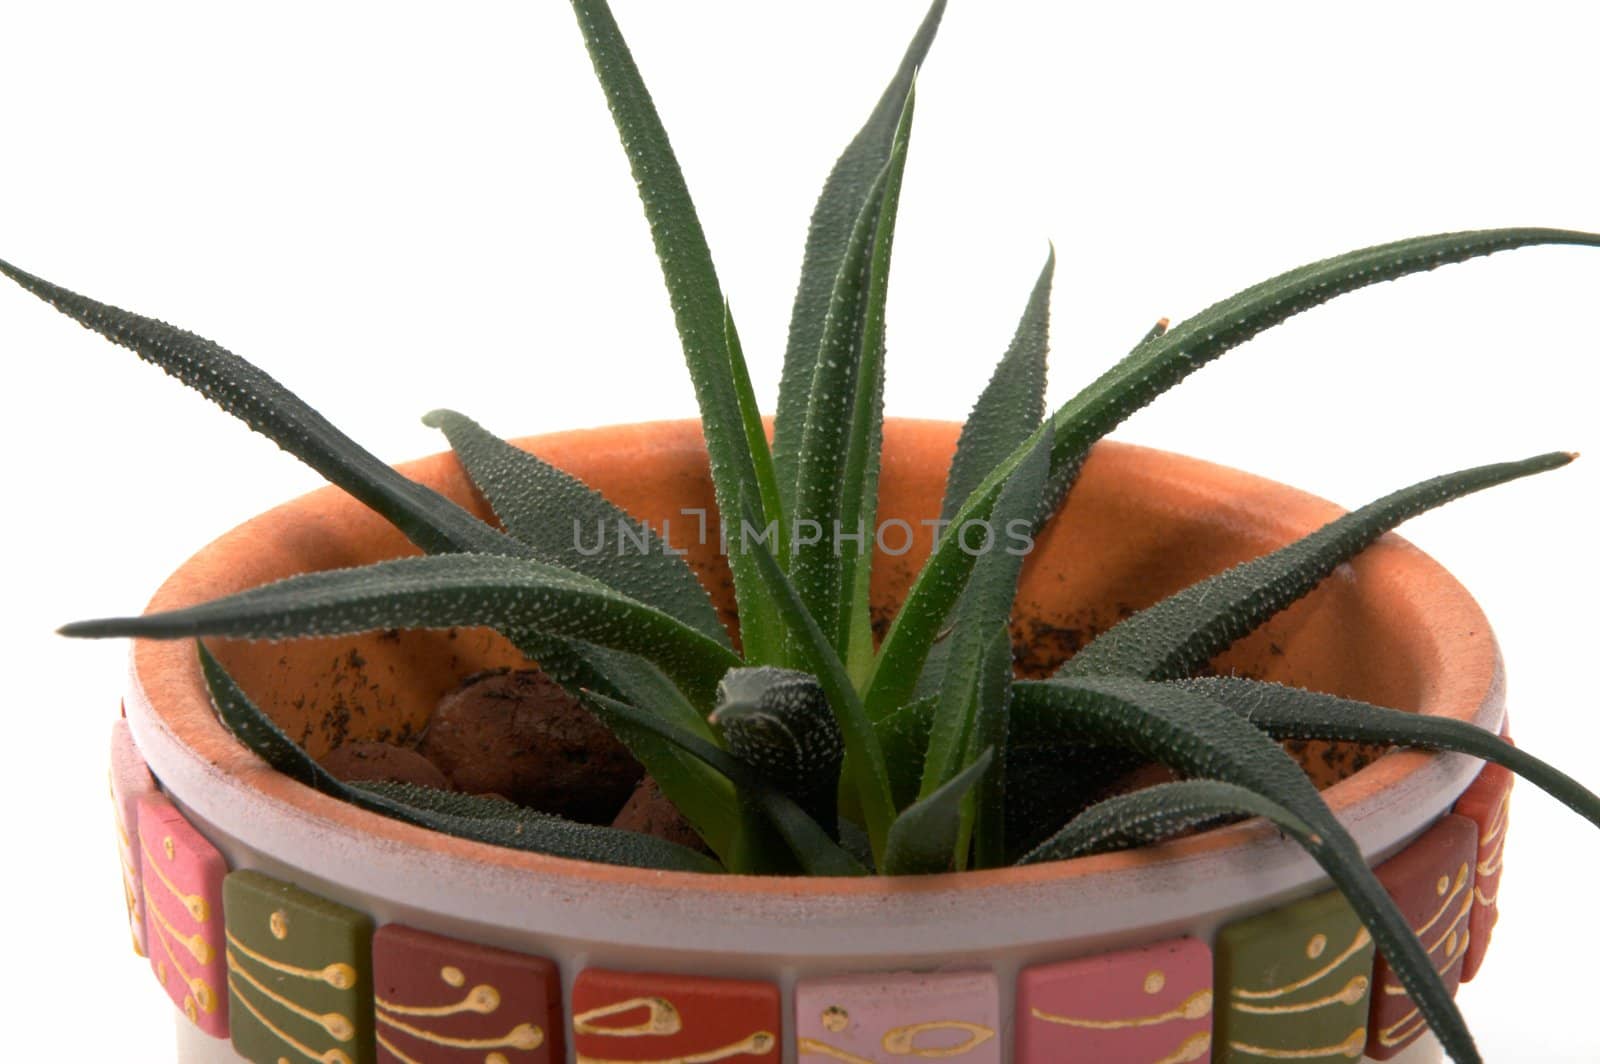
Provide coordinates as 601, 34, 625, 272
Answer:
612, 775, 708, 853
319, 741, 453, 791
419, 668, 642, 822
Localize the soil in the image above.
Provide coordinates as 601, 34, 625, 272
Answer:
612, 775, 709, 853
419, 668, 643, 823
319, 741, 453, 790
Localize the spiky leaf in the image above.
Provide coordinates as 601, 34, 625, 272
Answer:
1022, 779, 1315, 863
65, 553, 740, 705
583, 690, 866, 877
723, 305, 786, 544
0, 263, 670, 738
921, 430, 1051, 797
0, 260, 512, 558
1064, 452, 1573, 680
567, 0, 784, 662
940, 250, 1055, 521
742, 502, 897, 861
1178, 677, 1600, 829
773, 0, 947, 511
838, 88, 916, 676
199, 644, 719, 873
565, 649, 740, 861
867, 228, 1600, 717
789, 158, 893, 645
1013, 676, 1480, 1062
422, 409, 728, 646
876, 694, 936, 809
882, 749, 994, 876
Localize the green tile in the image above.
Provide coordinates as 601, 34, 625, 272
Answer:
1215, 889, 1374, 1062
224, 871, 374, 1064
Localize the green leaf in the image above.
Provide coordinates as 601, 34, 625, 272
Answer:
712, 667, 844, 834
876, 695, 936, 809
0, 265, 690, 743
566, 649, 740, 862
567, 0, 782, 663
1063, 452, 1574, 680
883, 748, 994, 876
868, 228, 1600, 718
788, 157, 894, 646
583, 690, 866, 877
1021, 779, 1315, 864
773, 0, 947, 515
723, 304, 786, 553
1177, 676, 1600, 830
64, 553, 741, 706
1006, 744, 1145, 865
838, 88, 917, 679
741, 502, 898, 863
422, 408, 728, 647
940, 249, 1055, 522
1013, 676, 1481, 1063
964, 626, 1016, 869
198, 644, 720, 873
920, 430, 1051, 797
0, 260, 513, 558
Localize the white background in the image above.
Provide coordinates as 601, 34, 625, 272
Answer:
2, 2, 1597, 1060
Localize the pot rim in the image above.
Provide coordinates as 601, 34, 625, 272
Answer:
127, 418, 1503, 902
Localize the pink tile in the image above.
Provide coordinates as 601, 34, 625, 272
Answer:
1017, 938, 1212, 1063
138, 793, 229, 1038
795, 970, 1000, 1063
110, 720, 157, 957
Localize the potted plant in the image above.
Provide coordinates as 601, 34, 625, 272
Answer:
7, 2, 1599, 1062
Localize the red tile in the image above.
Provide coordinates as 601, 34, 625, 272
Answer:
110, 720, 157, 957
372, 925, 562, 1063
1017, 938, 1211, 1063
1453, 761, 1512, 982
137, 793, 229, 1038
573, 969, 779, 1063
1366, 815, 1476, 1059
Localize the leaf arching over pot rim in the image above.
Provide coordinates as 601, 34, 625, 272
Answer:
199, 644, 720, 874
1011, 676, 1483, 1062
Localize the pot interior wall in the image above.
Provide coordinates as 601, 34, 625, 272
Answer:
207, 420, 1423, 780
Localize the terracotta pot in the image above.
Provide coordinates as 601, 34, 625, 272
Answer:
126, 419, 1491, 1063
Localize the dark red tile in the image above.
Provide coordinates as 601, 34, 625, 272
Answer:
1366, 814, 1476, 1059
372, 925, 562, 1063
1453, 761, 1512, 982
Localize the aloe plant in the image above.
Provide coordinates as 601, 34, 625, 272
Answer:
7, 2, 1600, 1060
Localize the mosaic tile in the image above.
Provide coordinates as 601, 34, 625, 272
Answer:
1366, 815, 1476, 1059
110, 719, 157, 957
224, 870, 374, 1064
137, 793, 229, 1037
1215, 889, 1375, 1063
372, 924, 562, 1063
1453, 760, 1512, 982
1016, 938, 1212, 1062
795, 969, 1000, 1063
572, 968, 779, 1063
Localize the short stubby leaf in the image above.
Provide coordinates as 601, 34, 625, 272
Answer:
712, 667, 844, 833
